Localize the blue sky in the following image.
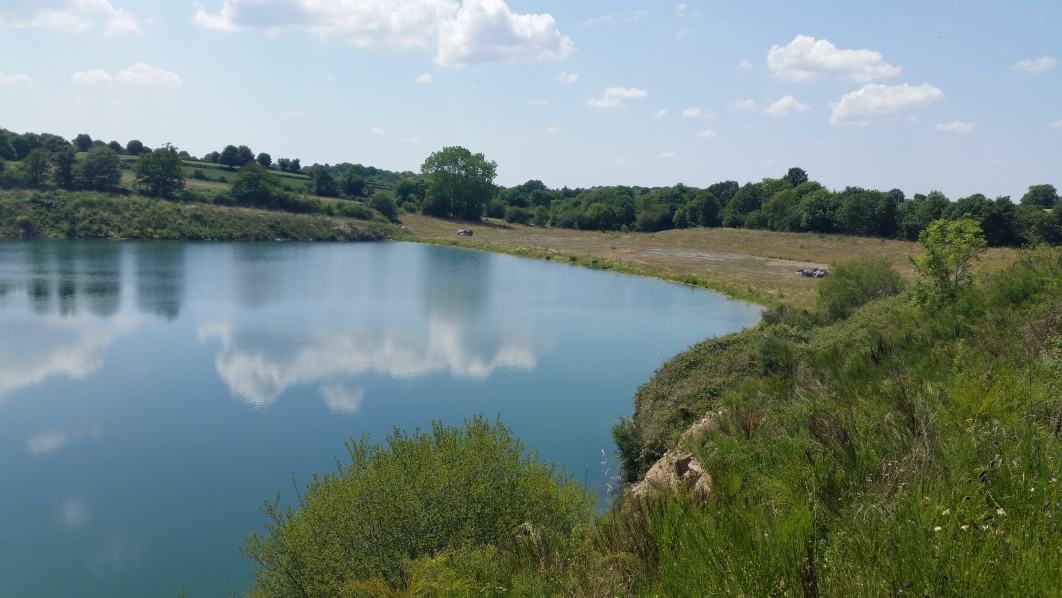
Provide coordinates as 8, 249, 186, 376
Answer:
0, 0, 1058, 198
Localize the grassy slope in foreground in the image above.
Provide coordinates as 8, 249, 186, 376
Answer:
0, 190, 401, 241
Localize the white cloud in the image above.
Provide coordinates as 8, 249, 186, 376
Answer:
587, 86, 647, 108
766, 95, 810, 116
906, 115, 919, 122
1013, 56, 1056, 73
767, 35, 901, 83
737, 60, 752, 71
0, 71, 32, 85
555, 71, 578, 83
659, 152, 676, 159
674, 3, 697, 17
730, 99, 756, 110
934, 121, 975, 133
71, 63, 182, 88
371, 128, 393, 135
626, 11, 648, 21
26, 431, 68, 455
674, 27, 688, 40
62, 497, 91, 530
1, 0, 143, 36
829, 83, 944, 126
528, 99, 545, 105
695, 130, 717, 138
414, 73, 433, 83
610, 157, 634, 167
320, 384, 364, 414
682, 107, 714, 119
652, 109, 668, 118
545, 126, 561, 134
194, 0, 574, 67
1049, 119, 1062, 129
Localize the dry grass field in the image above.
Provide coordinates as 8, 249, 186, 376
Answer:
401, 213, 1017, 307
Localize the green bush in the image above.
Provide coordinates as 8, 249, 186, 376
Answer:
368, 191, 399, 222
816, 258, 906, 320
241, 416, 593, 597
504, 205, 529, 225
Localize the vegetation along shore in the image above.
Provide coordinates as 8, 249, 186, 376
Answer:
3, 127, 1061, 596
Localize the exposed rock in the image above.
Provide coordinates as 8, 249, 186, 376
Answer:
629, 410, 722, 500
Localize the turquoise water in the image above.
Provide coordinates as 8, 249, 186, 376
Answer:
0, 240, 760, 597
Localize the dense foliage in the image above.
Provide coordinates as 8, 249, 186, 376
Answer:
0, 190, 395, 241
242, 416, 593, 597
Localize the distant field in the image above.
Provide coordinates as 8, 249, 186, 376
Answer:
401, 213, 1017, 308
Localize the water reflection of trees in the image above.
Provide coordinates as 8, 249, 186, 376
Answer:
135, 243, 185, 320
14, 242, 123, 317
420, 245, 491, 321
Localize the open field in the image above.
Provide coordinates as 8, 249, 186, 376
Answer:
400, 213, 1017, 307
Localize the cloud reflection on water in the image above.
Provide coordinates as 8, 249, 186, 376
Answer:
198, 318, 539, 407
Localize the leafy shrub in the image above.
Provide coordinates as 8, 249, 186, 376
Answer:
485, 199, 506, 219
504, 205, 529, 224
334, 200, 374, 221
816, 258, 906, 320
242, 416, 592, 597
192, 169, 207, 180
368, 191, 399, 221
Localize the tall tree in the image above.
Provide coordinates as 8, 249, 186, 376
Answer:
126, 139, 145, 155
256, 152, 272, 168
309, 165, 339, 197
784, 167, 809, 187
1020, 184, 1058, 208
235, 145, 255, 168
74, 133, 93, 152
75, 146, 123, 190
133, 144, 186, 198
23, 148, 50, 187
107, 140, 124, 154
420, 146, 497, 220
276, 158, 291, 172
339, 165, 366, 198
219, 145, 239, 169
52, 144, 77, 188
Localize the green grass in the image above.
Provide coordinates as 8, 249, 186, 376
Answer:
0, 189, 402, 241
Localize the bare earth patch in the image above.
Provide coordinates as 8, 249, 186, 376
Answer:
401, 214, 1016, 308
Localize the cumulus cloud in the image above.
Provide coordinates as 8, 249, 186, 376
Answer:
0, 0, 143, 36
934, 121, 975, 133
730, 99, 756, 110
682, 107, 714, 119
674, 27, 688, 40
555, 71, 578, 83
652, 109, 668, 118
371, 128, 393, 135
1013, 56, 1056, 73
737, 59, 752, 71
26, 431, 68, 455
768, 35, 901, 83
586, 86, 647, 108
0, 71, 32, 85
766, 95, 810, 116
829, 83, 944, 126
414, 73, 433, 82
528, 99, 545, 105
1049, 119, 1062, 129
659, 152, 676, 159
695, 130, 717, 138
193, 0, 574, 67
72, 63, 182, 88
545, 126, 561, 134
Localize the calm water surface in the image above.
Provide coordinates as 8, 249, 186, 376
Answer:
0, 240, 760, 597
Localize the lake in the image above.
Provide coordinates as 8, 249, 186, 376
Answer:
0, 240, 761, 597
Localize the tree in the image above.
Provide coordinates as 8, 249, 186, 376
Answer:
276, 158, 291, 172
784, 167, 808, 187
126, 140, 145, 155
339, 164, 366, 198
74, 134, 93, 152
394, 177, 424, 205
911, 218, 987, 305
368, 191, 399, 221
1020, 184, 1058, 208
23, 148, 50, 186
51, 144, 77, 188
420, 146, 497, 220
203, 151, 220, 163
133, 144, 186, 198
256, 152, 272, 168
308, 165, 338, 197
289, 158, 301, 173
235, 145, 255, 168
219, 145, 239, 169
75, 146, 123, 190
107, 140, 124, 154
230, 162, 288, 208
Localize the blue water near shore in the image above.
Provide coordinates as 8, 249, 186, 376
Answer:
0, 240, 761, 597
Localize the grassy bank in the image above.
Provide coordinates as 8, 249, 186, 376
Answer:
0, 190, 402, 241
241, 245, 1062, 597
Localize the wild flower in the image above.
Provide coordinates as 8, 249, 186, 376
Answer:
924, 496, 931, 501
942, 509, 951, 515
1052, 477, 1057, 483
933, 526, 942, 532
1031, 488, 1036, 493
997, 508, 1006, 516
961, 524, 969, 531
